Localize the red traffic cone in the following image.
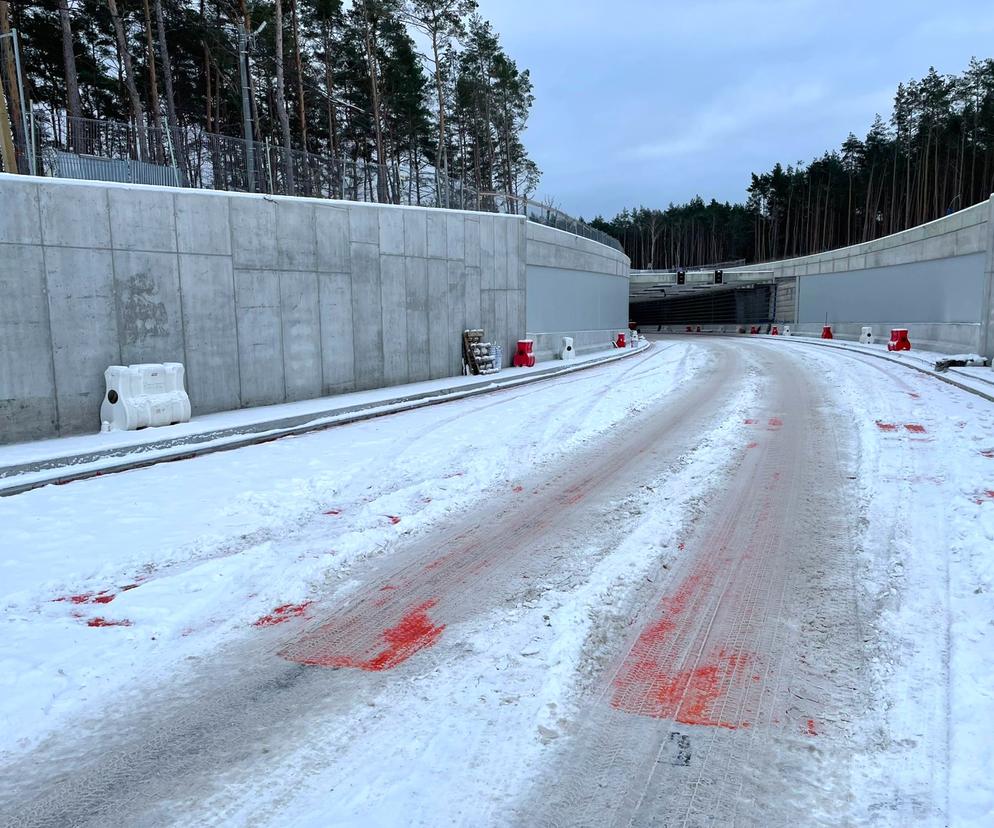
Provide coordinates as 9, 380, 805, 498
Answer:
821, 325, 833, 339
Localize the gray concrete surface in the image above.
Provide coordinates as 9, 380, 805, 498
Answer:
524, 221, 629, 359
0, 175, 630, 443
726, 196, 994, 356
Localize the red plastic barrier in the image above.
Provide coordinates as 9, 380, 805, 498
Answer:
512, 339, 536, 368
750, 326, 758, 335
686, 325, 693, 333
821, 325, 834, 339
771, 326, 779, 336
695, 326, 702, 333
615, 332, 626, 349
887, 329, 911, 351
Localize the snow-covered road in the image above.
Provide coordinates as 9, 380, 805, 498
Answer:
1, 337, 992, 827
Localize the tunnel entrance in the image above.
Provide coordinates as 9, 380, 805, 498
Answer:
630, 284, 773, 328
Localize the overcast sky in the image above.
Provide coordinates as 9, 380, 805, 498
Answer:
480, 0, 994, 219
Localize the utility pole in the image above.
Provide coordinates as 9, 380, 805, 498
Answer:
237, 20, 267, 193
238, 25, 254, 192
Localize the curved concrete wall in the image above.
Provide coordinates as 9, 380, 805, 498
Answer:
0, 174, 629, 443
727, 196, 994, 356
525, 222, 630, 360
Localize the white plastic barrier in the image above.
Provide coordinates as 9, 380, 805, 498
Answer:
783, 326, 792, 336
860, 326, 875, 345
100, 363, 192, 432
559, 336, 576, 361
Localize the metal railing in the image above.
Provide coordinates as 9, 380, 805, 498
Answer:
27, 114, 623, 252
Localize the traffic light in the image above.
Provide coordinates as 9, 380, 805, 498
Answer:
715, 270, 723, 284
676, 270, 686, 285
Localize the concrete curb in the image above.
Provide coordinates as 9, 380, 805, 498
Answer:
0, 343, 651, 497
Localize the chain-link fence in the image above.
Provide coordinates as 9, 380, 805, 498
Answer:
24, 113, 623, 252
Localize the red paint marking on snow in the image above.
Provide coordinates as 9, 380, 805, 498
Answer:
253, 601, 313, 628
610, 552, 760, 729
806, 718, 819, 736
323, 508, 343, 516
384, 515, 402, 525
767, 417, 783, 430
380, 584, 398, 591
974, 490, 994, 505
285, 600, 445, 672
907, 392, 921, 399
980, 450, 994, 459
678, 542, 685, 551
904, 424, 927, 433
512, 485, 524, 493
743, 418, 757, 425
87, 617, 132, 628
119, 583, 140, 592
93, 593, 115, 604
612, 646, 753, 729
746, 441, 759, 449
875, 421, 898, 432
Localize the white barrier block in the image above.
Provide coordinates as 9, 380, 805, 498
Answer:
860, 326, 874, 345
100, 362, 192, 431
559, 336, 576, 361
782, 326, 792, 336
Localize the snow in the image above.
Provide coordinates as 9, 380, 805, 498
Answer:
0, 339, 685, 760
0, 343, 645, 491
1, 335, 992, 825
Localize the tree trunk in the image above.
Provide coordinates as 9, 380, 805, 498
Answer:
106, 0, 147, 158
273, 0, 295, 194
141, 0, 162, 158
358, 2, 387, 202
153, 0, 186, 181
57, 0, 83, 150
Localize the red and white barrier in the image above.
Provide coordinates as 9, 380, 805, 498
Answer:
887, 329, 912, 351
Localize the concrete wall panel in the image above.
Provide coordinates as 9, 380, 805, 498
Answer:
112, 250, 185, 367
178, 254, 240, 413
380, 255, 409, 386
45, 247, 119, 433
234, 269, 284, 406
0, 177, 620, 442
350, 242, 384, 391
175, 191, 231, 256
405, 258, 430, 383
108, 187, 176, 253
318, 272, 355, 394
280, 270, 323, 401
0, 244, 56, 440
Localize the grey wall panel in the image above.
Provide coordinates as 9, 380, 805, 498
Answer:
44, 247, 119, 433
178, 253, 240, 413
0, 177, 589, 441
279, 270, 323, 401
112, 250, 185, 367
318, 271, 355, 394
797, 253, 986, 324
426, 258, 450, 378
526, 265, 628, 332
0, 244, 57, 440
233, 269, 285, 406
350, 242, 384, 391
380, 255, 409, 385
405, 258, 430, 383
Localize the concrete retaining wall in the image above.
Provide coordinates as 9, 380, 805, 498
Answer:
524, 222, 630, 360
728, 196, 994, 356
0, 175, 629, 443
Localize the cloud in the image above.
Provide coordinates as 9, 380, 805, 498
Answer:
627, 80, 828, 160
